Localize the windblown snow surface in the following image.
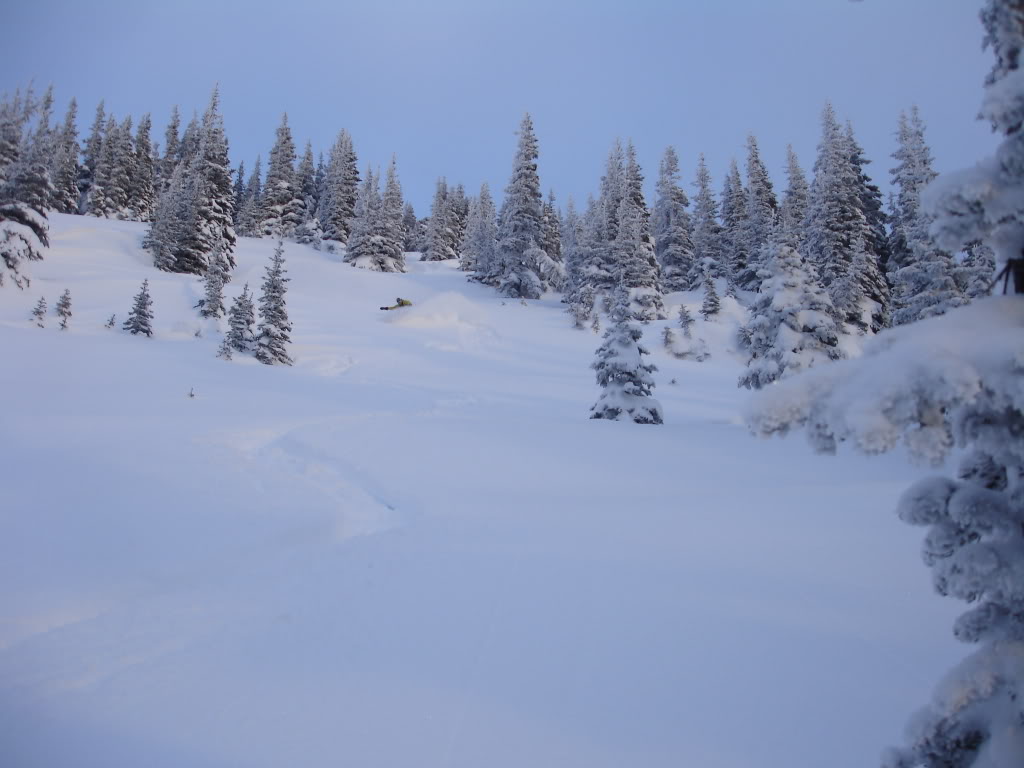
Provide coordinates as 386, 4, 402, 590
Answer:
1, 214, 962, 768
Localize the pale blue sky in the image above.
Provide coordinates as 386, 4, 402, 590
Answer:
1, 0, 997, 215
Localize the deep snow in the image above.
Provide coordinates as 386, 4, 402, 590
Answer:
0, 214, 963, 768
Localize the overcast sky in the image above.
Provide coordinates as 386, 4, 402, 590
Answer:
1, 0, 998, 215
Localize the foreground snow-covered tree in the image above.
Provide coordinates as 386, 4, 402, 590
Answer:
123, 279, 154, 336
738, 243, 842, 389
589, 285, 662, 424
750, 5, 1024, 765
1, 88, 51, 290
31, 296, 46, 327
255, 241, 293, 365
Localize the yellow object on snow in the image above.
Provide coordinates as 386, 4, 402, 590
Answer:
380, 297, 413, 310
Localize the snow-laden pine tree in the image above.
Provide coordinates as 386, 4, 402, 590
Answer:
159, 105, 181, 193
235, 156, 262, 237
805, 103, 889, 333
318, 129, 359, 247
585, 140, 627, 301
538, 190, 566, 291
489, 114, 546, 299
50, 97, 80, 214
652, 145, 695, 293
31, 295, 47, 327
690, 154, 725, 288
197, 253, 226, 318
589, 283, 662, 424
750, 6, 1024, 765
123, 279, 154, 336
423, 177, 458, 261
700, 271, 720, 320
448, 183, 470, 257
232, 160, 246, 221
847, 122, 891, 282
889, 107, 966, 325
957, 241, 997, 299
461, 182, 498, 273
261, 114, 304, 238
565, 196, 601, 329
55, 288, 71, 329
78, 100, 105, 211
294, 141, 322, 247
738, 135, 778, 291
720, 159, 748, 286
738, 243, 842, 389
88, 115, 133, 218
225, 282, 256, 353
777, 145, 809, 249
255, 241, 293, 365
615, 143, 665, 322
1, 88, 51, 290
402, 202, 419, 253
346, 159, 405, 272
128, 114, 155, 222
191, 88, 236, 272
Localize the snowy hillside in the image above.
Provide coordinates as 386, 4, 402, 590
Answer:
2, 215, 961, 768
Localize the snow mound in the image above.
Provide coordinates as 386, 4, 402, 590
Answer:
384, 291, 498, 350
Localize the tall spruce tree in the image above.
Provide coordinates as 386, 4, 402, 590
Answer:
50, 97, 80, 214
690, 154, 725, 288
225, 282, 256, 353
318, 129, 359, 246
739, 135, 778, 291
402, 202, 419, 252
236, 156, 262, 237
78, 100, 105, 212
129, 113, 155, 221
255, 241, 293, 365
890, 107, 966, 325
778, 145, 809, 249
719, 159, 748, 285
462, 183, 498, 273
261, 113, 304, 238
652, 145, 695, 293
424, 177, 457, 261
490, 114, 546, 299
615, 143, 665, 321
159, 104, 181, 193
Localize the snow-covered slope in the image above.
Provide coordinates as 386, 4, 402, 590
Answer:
1, 214, 960, 768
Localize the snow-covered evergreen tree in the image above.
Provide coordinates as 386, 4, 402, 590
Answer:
236, 156, 262, 237
690, 154, 725, 288
318, 129, 359, 246
55, 288, 72, 330
720, 159, 748, 286
890, 107, 966, 325
402, 202, 418, 253
78, 100, 105, 211
197, 253, 226, 318
615, 143, 664, 322
586, 140, 627, 300
225, 282, 256, 353
739, 135, 778, 291
589, 284, 662, 424
957, 241, 996, 299
490, 114, 546, 299
424, 177, 458, 261
652, 145, 695, 293
738, 243, 842, 389
346, 159, 405, 272
700, 271, 720, 320
805, 103, 889, 332
89, 115, 133, 218
1, 88, 51, 290
778, 145, 809, 249
50, 97, 80, 214
260, 114, 304, 238
751, 8, 1024, 766
159, 104, 181, 193
255, 241, 293, 365
123, 279, 154, 336
129, 113, 155, 222
294, 141, 322, 247
31, 295, 46, 327
461, 182, 498, 273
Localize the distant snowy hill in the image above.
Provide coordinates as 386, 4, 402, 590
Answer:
1, 214, 960, 768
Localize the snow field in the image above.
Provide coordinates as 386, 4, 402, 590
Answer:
0, 214, 963, 768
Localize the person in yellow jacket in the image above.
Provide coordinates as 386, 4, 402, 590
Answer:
379, 297, 412, 311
